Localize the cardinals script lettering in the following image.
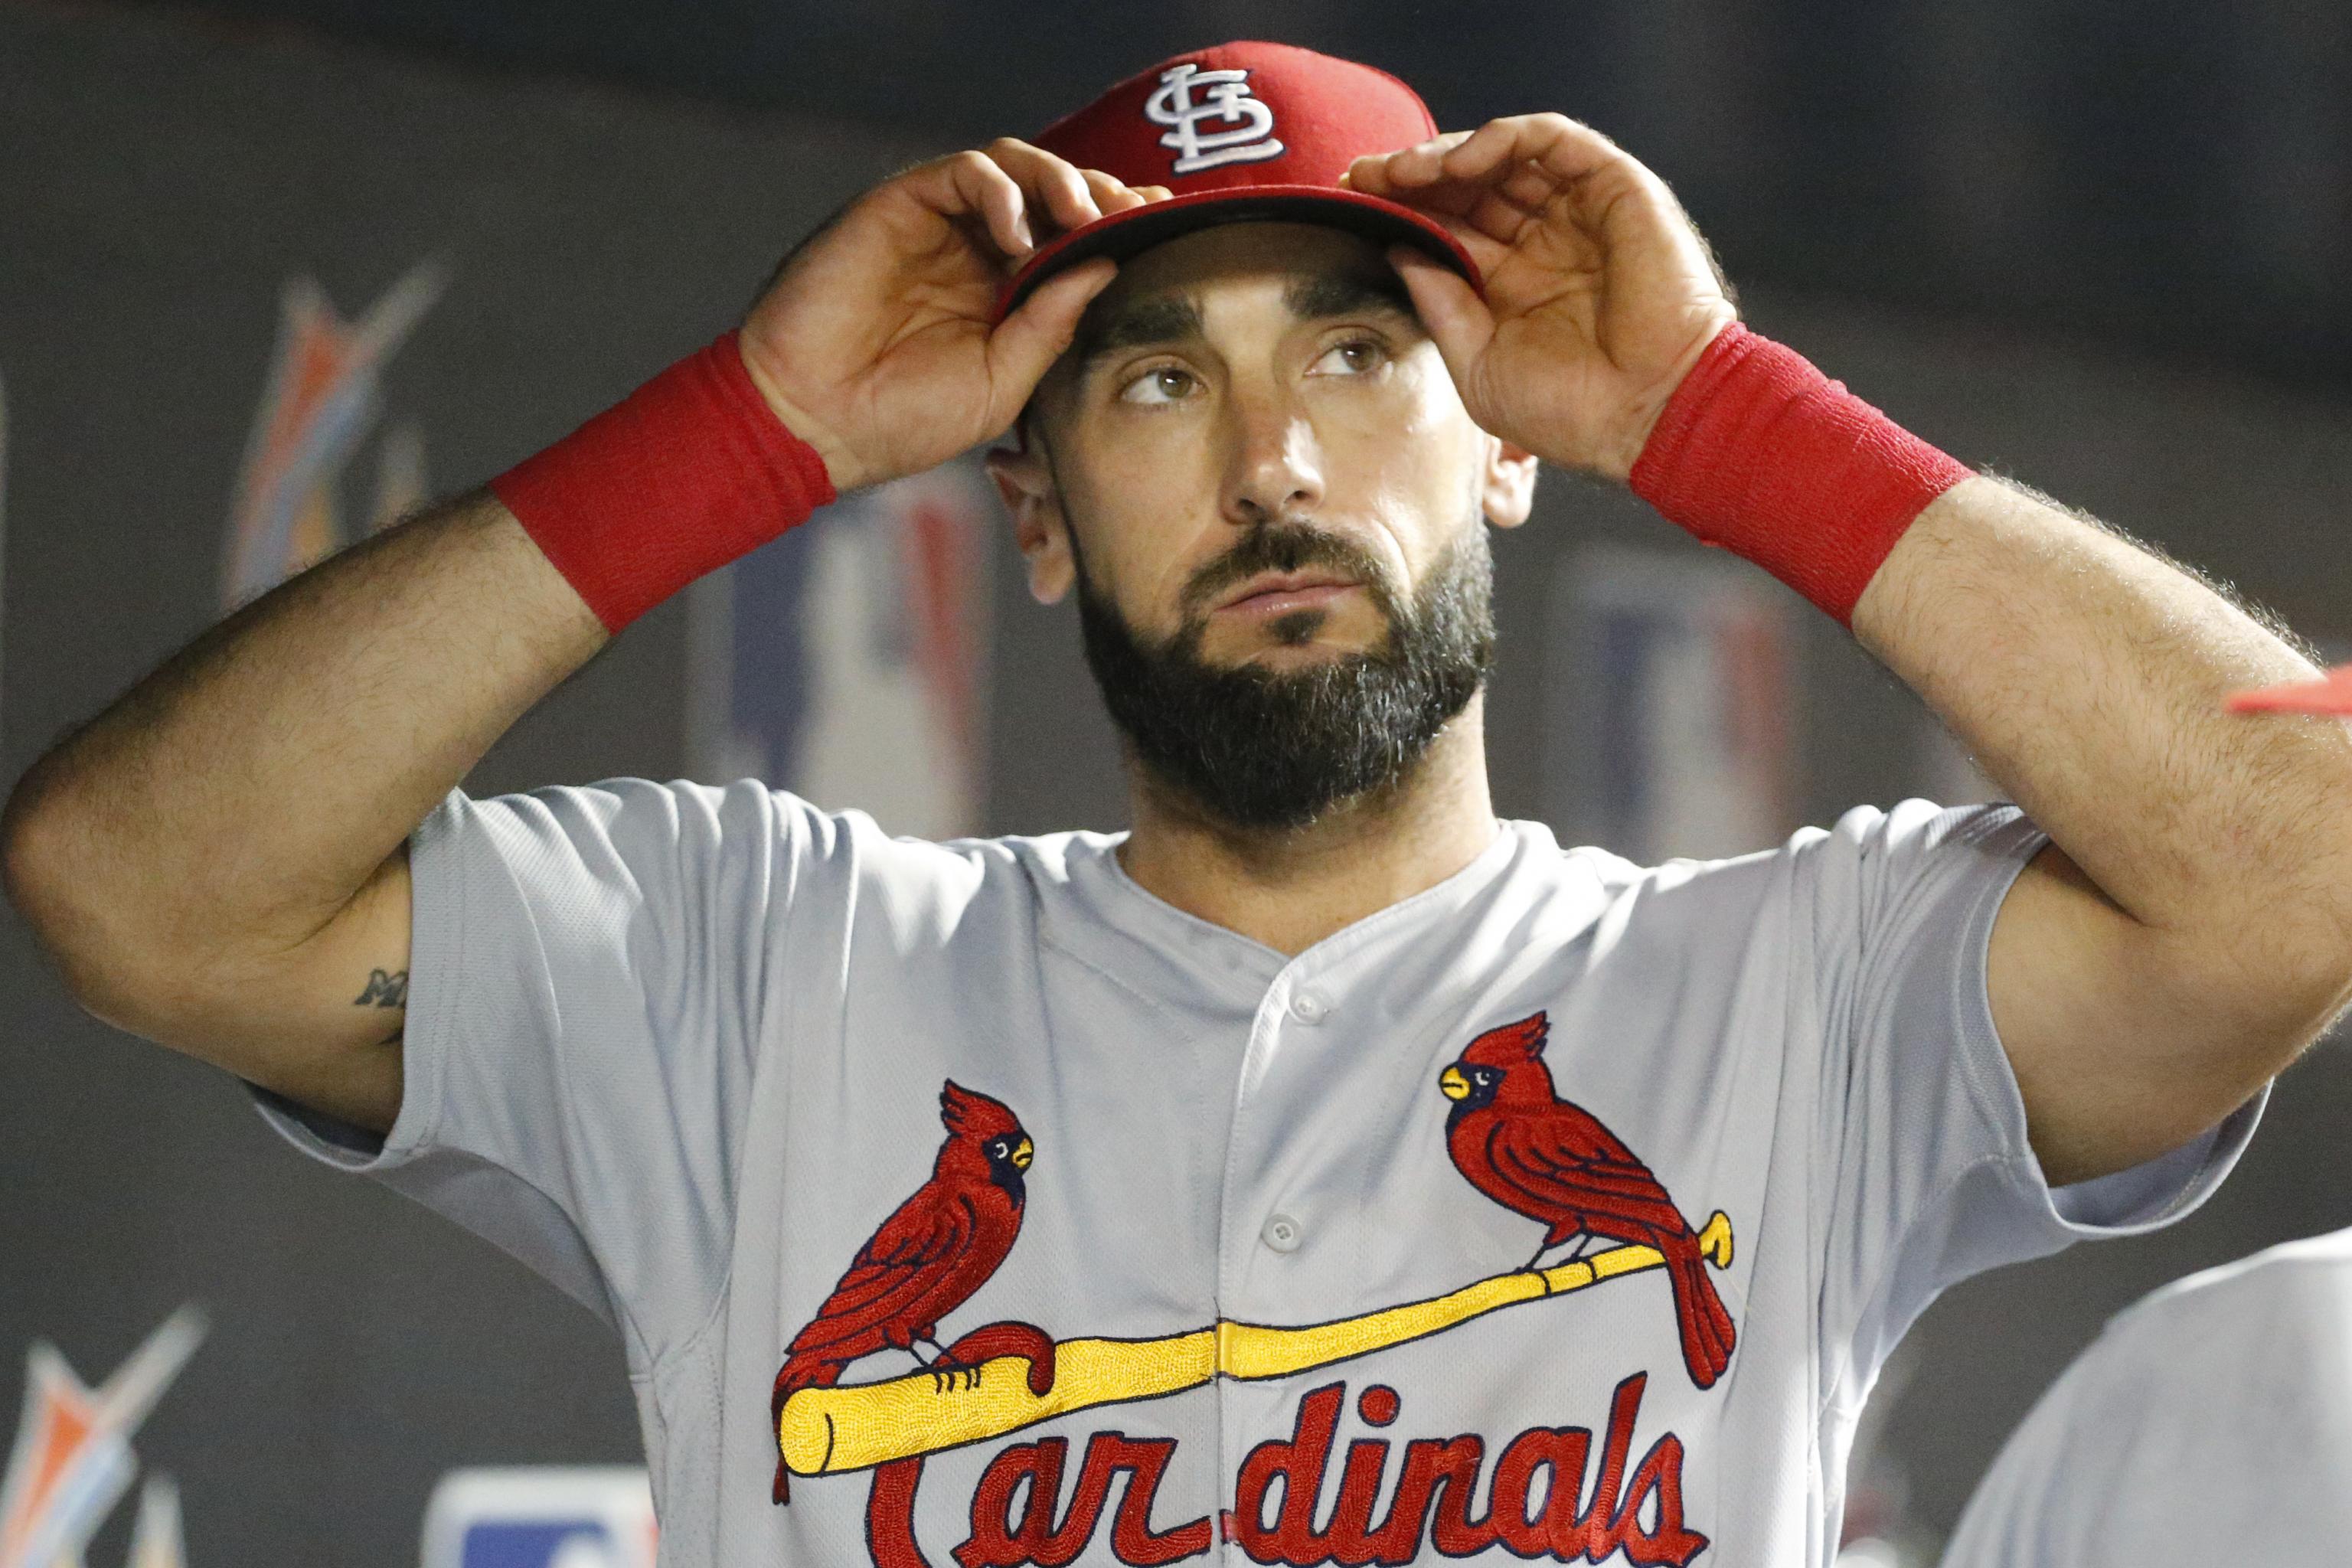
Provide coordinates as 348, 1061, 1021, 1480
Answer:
858, 1378, 1705, 1568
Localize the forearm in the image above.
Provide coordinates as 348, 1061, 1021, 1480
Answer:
1352, 113, 2352, 1171
5, 492, 603, 997
1855, 476, 2352, 1017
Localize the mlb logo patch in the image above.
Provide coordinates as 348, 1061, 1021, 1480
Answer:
420, 1468, 657, 1568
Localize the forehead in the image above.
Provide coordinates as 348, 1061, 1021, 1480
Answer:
1070, 220, 1416, 357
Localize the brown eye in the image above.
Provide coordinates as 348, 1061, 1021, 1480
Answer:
1120, 366, 1197, 405
1311, 340, 1387, 377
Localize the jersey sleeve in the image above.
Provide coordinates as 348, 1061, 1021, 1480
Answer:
1939, 1241, 2352, 1564
1801, 799, 2265, 1403
252, 778, 826, 1367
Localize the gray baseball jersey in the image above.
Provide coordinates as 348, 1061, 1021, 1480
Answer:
1940, 1227, 2352, 1566
259, 785, 2260, 1567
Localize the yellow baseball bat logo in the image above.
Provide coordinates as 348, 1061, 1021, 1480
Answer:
778, 1211, 1733, 1478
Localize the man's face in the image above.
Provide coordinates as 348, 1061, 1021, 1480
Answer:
994, 221, 1537, 828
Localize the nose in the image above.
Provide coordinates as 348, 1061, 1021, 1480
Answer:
1222, 388, 1325, 526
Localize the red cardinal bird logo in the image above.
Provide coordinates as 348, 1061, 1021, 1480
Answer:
769, 1080, 1034, 1502
1439, 1012, 1737, 1390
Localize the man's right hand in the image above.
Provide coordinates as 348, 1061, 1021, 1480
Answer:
738, 141, 1166, 495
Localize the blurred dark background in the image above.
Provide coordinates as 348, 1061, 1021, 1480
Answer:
145, 0, 2352, 390
4, 2, 2350, 1563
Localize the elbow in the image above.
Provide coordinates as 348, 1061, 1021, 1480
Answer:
2278, 949, 2352, 1060
3, 756, 184, 1028
2194, 915, 2352, 1080
3, 752, 87, 953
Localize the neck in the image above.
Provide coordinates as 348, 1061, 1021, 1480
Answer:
1116, 693, 1501, 956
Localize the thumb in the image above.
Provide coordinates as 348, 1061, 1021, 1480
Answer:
984, 258, 1118, 419
1390, 246, 1494, 387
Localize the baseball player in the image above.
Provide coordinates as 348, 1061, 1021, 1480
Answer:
8, 40, 2350, 1568
1932, 663, 2352, 1566
1936, 1227, 2352, 1563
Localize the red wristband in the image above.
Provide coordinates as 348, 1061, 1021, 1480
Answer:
492, 332, 836, 633
1628, 324, 1971, 626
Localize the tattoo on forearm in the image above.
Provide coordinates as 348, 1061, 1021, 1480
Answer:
354, 969, 409, 1008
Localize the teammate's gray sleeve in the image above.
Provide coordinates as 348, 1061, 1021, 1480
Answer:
1800, 801, 2265, 1403
1939, 1232, 2352, 1566
254, 779, 817, 1368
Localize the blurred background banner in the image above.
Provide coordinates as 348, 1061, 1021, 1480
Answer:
4, 2, 2352, 1564
1, 367, 8, 736
221, 265, 442, 609
420, 1468, 656, 1568
1548, 547, 1800, 865
688, 458, 994, 838
122, 1477, 189, 1568
0, 1308, 204, 1568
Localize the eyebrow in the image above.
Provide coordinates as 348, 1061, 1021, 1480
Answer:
1283, 267, 1420, 325
1074, 296, 1207, 366
1070, 263, 1424, 373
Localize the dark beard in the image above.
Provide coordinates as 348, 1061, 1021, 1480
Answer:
1075, 518, 1495, 832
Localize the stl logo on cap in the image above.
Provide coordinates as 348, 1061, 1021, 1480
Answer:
998, 41, 1481, 318
1144, 63, 1285, 175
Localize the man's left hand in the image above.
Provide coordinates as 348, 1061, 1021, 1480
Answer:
1346, 115, 1736, 483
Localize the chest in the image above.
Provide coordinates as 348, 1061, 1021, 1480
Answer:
738, 921, 1805, 1568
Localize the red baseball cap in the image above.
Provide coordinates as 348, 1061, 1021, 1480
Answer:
999, 41, 1480, 317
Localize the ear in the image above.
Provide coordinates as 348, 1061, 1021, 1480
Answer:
985, 439, 1076, 605
1478, 433, 1540, 530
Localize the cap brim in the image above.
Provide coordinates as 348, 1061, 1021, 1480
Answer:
996, 185, 1481, 320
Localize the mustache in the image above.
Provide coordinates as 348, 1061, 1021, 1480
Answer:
1178, 521, 1404, 625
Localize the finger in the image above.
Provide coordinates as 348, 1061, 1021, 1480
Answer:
1353, 116, 1626, 207
985, 257, 1119, 419
1393, 210, 1511, 279
1369, 177, 1475, 220
1498, 162, 1558, 211
985, 138, 1103, 236
1461, 188, 1540, 248
1135, 184, 1174, 203
1384, 162, 1553, 218
1344, 130, 1475, 198
1440, 113, 1622, 189
1389, 247, 1494, 384
1410, 120, 1698, 276
1351, 165, 1540, 250
920, 149, 1034, 257
1081, 167, 1149, 217
1462, 168, 1563, 243
1387, 166, 1550, 232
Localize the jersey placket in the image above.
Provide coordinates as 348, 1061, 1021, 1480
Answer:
1211, 935, 1379, 1563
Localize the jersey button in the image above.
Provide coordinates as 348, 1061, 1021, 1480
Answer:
1288, 991, 1329, 1024
1261, 1213, 1303, 1253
